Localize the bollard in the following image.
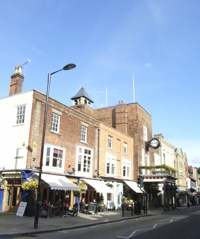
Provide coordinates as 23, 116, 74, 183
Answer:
131, 204, 133, 216
122, 205, 124, 217
47, 206, 50, 219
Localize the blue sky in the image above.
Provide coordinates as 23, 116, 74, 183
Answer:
0, 0, 199, 167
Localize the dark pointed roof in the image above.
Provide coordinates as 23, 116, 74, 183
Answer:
71, 87, 94, 103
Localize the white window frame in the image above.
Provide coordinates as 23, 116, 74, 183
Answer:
80, 125, 87, 143
106, 153, 116, 176
51, 113, 60, 133
143, 126, 147, 141
123, 142, 128, 154
16, 105, 26, 124
122, 158, 131, 179
76, 146, 92, 176
43, 144, 65, 172
108, 136, 113, 149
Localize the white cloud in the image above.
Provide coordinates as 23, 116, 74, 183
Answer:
144, 62, 153, 69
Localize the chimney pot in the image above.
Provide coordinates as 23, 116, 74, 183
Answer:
15, 65, 22, 74
9, 66, 24, 95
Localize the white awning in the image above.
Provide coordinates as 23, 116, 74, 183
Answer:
83, 178, 112, 193
124, 180, 143, 193
41, 174, 79, 191
143, 179, 165, 183
2, 172, 22, 178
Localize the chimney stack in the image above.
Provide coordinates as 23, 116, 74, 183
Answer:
9, 65, 24, 95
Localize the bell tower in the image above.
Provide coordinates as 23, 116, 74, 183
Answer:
71, 87, 94, 117
71, 87, 94, 107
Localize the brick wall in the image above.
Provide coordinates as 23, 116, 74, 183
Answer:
9, 72, 24, 95
29, 90, 98, 174
93, 102, 153, 179
98, 123, 134, 180
28, 91, 152, 181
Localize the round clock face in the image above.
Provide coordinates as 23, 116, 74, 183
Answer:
149, 138, 160, 149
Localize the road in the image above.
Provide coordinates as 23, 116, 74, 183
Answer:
8, 206, 200, 239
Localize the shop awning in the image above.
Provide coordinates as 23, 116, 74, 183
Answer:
124, 180, 143, 193
2, 172, 22, 178
83, 178, 112, 193
41, 174, 79, 191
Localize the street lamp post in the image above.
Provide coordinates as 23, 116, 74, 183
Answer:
34, 63, 76, 229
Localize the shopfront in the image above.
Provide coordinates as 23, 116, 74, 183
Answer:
38, 173, 79, 205
81, 178, 115, 208
1, 172, 22, 212
0, 170, 79, 213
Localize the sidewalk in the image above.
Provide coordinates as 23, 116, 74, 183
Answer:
0, 208, 165, 237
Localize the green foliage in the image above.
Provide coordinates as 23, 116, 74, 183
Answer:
74, 183, 87, 195
22, 178, 38, 190
139, 165, 177, 172
98, 200, 104, 205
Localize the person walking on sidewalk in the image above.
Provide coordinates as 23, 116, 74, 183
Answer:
80, 198, 88, 213
93, 199, 98, 215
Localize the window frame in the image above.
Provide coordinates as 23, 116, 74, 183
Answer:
76, 146, 92, 176
122, 158, 131, 179
143, 126, 147, 141
123, 142, 128, 154
16, 105, 26, 125
106, 153, 116, 177
108, 136, 113, 149
51, 113, 60, 133
43, 144, 65, 171
80, 125, 87, 143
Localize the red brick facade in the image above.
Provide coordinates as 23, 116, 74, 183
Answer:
27, 90, 136, 181
93, 102, 153, 179
9, 69, 24, 95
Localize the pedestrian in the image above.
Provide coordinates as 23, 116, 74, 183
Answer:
80, 198, 88, 213
93, 199, 98, 214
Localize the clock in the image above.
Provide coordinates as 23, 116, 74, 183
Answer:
149, 138, 160, 149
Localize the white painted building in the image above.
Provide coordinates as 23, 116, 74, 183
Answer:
153, 134, 175, 170
0, 91, 33, 170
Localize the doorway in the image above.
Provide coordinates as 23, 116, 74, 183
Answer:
4, 186, 21, 212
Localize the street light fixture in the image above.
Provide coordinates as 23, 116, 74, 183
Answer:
34, 63, 76, 229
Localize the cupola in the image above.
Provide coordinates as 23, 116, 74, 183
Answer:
71, 87, 94, 107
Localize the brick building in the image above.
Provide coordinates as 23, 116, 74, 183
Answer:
93, 101, 153, 179
0, 66, 146, 212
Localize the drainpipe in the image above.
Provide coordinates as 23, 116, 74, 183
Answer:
97, 128, 100, 175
